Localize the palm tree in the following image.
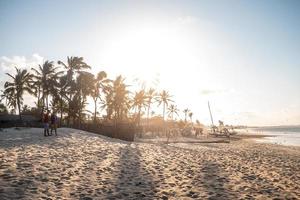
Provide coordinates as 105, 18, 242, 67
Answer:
3, 67, 33, 120
76, 71, 94, 125
102, 76, 129, 123
1, 89, 17, 113
0, 103, 8, 114
57, 57, 90, 125
151, 111, 155, 117
57, 56, 90, 84
183, 108, 190, 123
68, 92, 85, 125
156, 90, 173, 120
102, 86, 113, 120
168, 104, 179, 121
132, 89, 147, 126
31, 60, 62, 111
110, 75, 130, 123
196, 120, 202, 127
90, 71, 109, 123
50, 75, 68, 124
146, 88, 156, 124
189, 112, 193, 123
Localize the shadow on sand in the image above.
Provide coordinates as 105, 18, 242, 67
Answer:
105, 144, 157, 199
0, 153, 39, 199
200, 161, 233, 200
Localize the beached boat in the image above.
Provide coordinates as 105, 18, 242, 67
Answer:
207, 102, 237, 137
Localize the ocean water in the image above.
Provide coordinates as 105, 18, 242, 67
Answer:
251, 126, 300, 147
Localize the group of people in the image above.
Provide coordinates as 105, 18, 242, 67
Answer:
42, 110, 58, 136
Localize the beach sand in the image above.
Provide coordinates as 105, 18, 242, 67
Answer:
0, 128, 299, 199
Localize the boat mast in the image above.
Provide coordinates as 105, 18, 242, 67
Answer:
208, 101, 215, 131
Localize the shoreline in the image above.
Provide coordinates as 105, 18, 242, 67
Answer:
235, 128, 300, 147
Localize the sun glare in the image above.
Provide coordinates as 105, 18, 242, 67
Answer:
101, 21, 200, 84
87, 18, 224, 122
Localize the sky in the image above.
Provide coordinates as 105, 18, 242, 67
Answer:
0, 0, 300, 126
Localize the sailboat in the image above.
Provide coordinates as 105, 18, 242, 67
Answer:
207, 101, 237, 137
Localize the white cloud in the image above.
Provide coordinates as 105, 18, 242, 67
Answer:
0, 54, 44, 108
0, 53, 44, 74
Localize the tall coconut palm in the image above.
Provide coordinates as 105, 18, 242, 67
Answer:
68, 92, 85, 124
146, 88, 156, 123
74, 71, 94, 125
57, 57, 90, 125
132, 89, 147, 126
189, 112, 193, 123
57, 57, 90, 99
102, 86, 113, 120
90, 71, 109, 123
3, 67, 33, 120
1, 89, 16, 112
156, 90, 173, 120
168, 104, 179, 121
183, 108, 190, 123
31, 60, 62, 111
57, 56, 90, 84
107, 75, 130, 123
0, 103, 8, 114
50, 75, 69, 124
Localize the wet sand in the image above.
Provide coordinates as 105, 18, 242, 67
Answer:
0, 128, 299, 199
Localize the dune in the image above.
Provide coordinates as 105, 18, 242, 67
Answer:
0, 127, 299, 199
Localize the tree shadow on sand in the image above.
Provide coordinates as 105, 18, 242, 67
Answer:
200, 161, 235, 200
0, 154, 40, 199
104, 144, 157, 199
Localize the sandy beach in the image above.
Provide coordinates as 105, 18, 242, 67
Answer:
0, 128, 299, 199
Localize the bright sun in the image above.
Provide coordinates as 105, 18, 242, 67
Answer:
89, 18, 229, 124
100, 21, 203, 88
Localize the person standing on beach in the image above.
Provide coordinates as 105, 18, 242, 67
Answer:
50, 111, 58, 136
43, 110, 50, 136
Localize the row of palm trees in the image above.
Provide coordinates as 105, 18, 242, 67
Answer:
1, 56, 195, 126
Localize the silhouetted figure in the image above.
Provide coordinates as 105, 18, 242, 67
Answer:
43, 110, 50, 136
50, 111, 58, 136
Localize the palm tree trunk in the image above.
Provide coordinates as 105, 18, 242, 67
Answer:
78, 102, 82, 128
37, 85, 41, 107
67, 90, 73, 126
17, 97, 22, 121
41, 93, 45, 116
67, 107, 70, 126
60, 99, 63, 126
163, 103, 166, 135
67, 97, 71, 126
138, 107, 141, 127
94, 98, 97, 124
46, 94, 49, 110
163, 103, 165, 121
147, 104, 150, 130
147, 105, 150, 119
